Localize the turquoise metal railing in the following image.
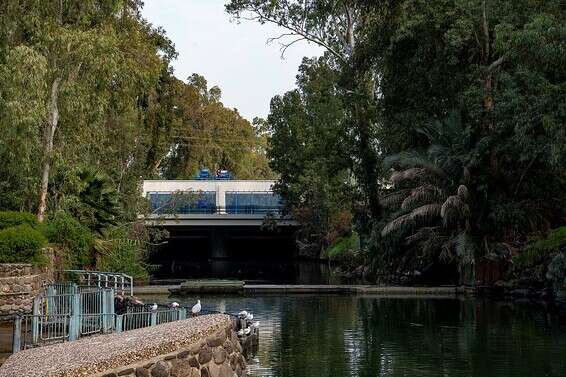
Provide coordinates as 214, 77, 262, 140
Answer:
64, 270, 133, 296
13, 285, 188, 352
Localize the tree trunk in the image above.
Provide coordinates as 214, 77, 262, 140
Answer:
37, 77, 61, 222
355, 102, 381, 219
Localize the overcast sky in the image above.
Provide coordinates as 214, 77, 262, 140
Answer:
141, 0, 323, 122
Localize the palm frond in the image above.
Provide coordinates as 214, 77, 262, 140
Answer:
383, 151, 430, 170
410, 203, 442, 223
390, 168, 426, 186
441, 195, 468, 226
381, 213, 414, 237
457, 185, 469, 200
380, 189, 411, 209
401, 184, 445, 210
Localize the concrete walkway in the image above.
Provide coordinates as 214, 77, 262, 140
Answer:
134, 284, 467, 296
0, 314, 231, 377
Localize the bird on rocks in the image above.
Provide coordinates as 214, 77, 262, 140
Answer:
245, 313, 254, 321
170, 302, 179, 309
238, 310, 248, 318
191, 299, 201, 316
150, 303, 158, 311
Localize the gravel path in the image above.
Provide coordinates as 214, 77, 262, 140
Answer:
0, 314, 231, 377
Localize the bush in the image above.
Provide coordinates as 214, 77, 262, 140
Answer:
95, 226, 148, 280
0, 224, 47, 265
0, 211, 38, 230
547, 252, 566, 291
45, 213, 94, 269
325, 232, 360, 259
514, 227, 566, 268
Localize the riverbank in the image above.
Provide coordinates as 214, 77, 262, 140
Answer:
0, 314, 245, 377
134, 283, 469, 296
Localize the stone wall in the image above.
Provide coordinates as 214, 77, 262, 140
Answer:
0, 314, 245, 377
0, 263, 52, 316
95, 323, 246, 377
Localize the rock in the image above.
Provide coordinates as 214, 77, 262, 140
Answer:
177, 350, 190, 359
118, 368, 135, 376
237, 354, 246, 370
234, 339, 242, 353
230, 332, 239, 346
136, 367, 150, 377
189, 340, 204, 355
213, 347, 227, 364
151, 361, 170, 377
188, 356, 199, 368
201, 366, 210, 377
207, 329, 227, 347
170, 359, 191, 377
198, 345, 213, 364
229, 354, 238, 369
223, 340, 233, 355
208, 363, 233, 377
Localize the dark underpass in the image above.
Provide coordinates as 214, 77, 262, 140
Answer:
148, 225, 331, 284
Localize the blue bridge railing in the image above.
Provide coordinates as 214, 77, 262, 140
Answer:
148, 191, 284, 215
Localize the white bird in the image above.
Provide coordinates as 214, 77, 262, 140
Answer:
170, 302, 179, 309
245, 313, 253, 321
150, 303, 158, 311
191, 299, 201, 316
244, 327, 251, 335
237, 329, 244, 336
238, 310, 248, 318
252, 321, 260, 328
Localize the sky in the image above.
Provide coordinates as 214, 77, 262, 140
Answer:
141, 0, 324, 122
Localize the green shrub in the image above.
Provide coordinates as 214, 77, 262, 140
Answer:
95, 226, 148, 280
514, 227, 566, 268
0, 224, 47, 265
45, 213, 94, 269
547, 252, 566, 291
325, 232, 360, 259
0, 211, 38, 230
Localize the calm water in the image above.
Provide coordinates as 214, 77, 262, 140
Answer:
146, 294, 566, 377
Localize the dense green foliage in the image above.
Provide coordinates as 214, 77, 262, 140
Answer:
0, 1, 273, 275
0, 211, 39, 230
45, 212, 94, 269
228, 0, 566, 286
0, 224, 47, 265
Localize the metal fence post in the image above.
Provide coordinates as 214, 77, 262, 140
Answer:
150, 311, 157, 326
12, 316, 21, 353
69, 293, 80, 341
102, 289, 114, 333
116, 315, 123, 333
32, 298, 39, 344
179, 308, 187, 320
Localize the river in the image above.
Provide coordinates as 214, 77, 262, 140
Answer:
143, 293, 566, 377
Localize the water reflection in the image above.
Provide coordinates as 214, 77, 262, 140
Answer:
146, 294, 566, 377
151, 260, 361, 284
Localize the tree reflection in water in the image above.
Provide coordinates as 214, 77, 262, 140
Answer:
160, 294, 566, 377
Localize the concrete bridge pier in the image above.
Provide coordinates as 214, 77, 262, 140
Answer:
210, 228, 228, 259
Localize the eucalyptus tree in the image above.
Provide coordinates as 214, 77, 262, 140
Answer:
226, 0, 383, 219
0, 0, 166, 221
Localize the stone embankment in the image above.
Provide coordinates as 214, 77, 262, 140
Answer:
0, 314, 246, 377
0, 263, 52, 316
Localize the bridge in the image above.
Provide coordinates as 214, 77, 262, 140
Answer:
142, 179, 295, 226
141, 179, 298, 268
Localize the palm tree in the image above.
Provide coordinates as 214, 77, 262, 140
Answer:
379, 113, 476, 284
